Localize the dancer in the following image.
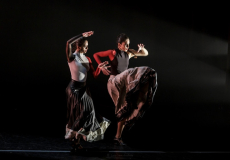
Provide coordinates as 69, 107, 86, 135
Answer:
65, 31, 111, 151
93, 33, 157, 145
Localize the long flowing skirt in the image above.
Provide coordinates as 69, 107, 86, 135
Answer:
107, 66, 157, 130
65, 80, 110, 142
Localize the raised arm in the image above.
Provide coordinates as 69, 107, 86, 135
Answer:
66, 34, 83, 62
128, 44, 148, 59
66, 31, 94, 62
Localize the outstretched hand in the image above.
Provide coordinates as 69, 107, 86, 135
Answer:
98, 61, 111, 76
137, 43, 145, 53
82, 31, 94, 37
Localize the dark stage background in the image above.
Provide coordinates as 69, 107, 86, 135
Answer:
1, 0, 230, 151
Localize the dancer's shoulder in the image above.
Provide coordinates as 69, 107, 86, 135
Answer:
86, 56, 92, 63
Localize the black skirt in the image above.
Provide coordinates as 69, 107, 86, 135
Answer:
65, 80, 110, 142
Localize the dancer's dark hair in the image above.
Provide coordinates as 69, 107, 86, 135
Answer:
116, 33, 129, 44
76, 37, 87, 48
116, 33, 137, 58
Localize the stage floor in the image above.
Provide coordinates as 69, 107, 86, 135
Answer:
1, 132, 230, 160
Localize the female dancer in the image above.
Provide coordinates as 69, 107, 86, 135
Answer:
65, 31, 111, 151
93, 33, 157, 145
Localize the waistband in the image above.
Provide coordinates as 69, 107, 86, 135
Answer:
70, 79, 86, 87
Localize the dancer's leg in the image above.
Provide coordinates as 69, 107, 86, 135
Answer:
137, 82, 149, 108
114, 118, 126, 145
115, 118, 126, 139
71, 130, 84, 150
71, 135, 83, 150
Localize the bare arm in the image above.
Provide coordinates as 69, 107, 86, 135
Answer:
128, 44, 148, 59
66, 34, 83, 62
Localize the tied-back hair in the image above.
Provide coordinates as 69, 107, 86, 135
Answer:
116, 33, 137, 58
72, 37, 87, 52
116, 33, 129, 44
76, 37, 87, 47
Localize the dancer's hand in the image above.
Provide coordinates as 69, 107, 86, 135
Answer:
98, 61, 111, 75
82, 31, 94, 37
137, 43, 145, 53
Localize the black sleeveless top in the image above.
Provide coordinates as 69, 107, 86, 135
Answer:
110, 49, 129, 75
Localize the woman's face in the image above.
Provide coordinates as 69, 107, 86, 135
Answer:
118, 38, 130, 52
79, 40, 88, 54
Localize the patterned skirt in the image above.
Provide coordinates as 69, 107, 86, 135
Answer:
65, 80, 110, 142
107, 66, 157, 130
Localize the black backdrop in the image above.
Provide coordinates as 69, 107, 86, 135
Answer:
1, 0, 230, 151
